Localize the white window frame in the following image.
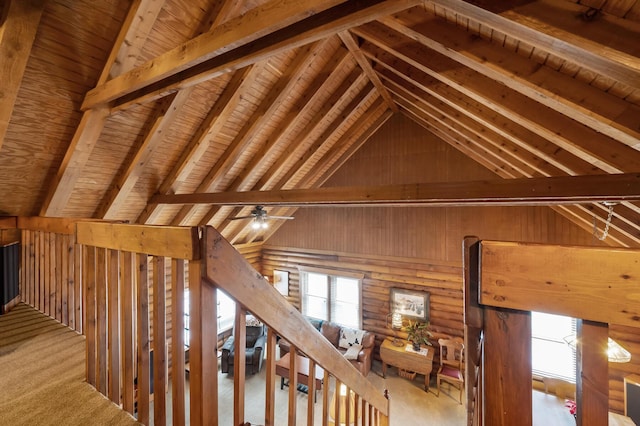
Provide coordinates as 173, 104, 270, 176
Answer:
298, 267, 363, 330
184, 288, 235, 348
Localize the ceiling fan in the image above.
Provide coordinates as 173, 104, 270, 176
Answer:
229, 205, 294, 229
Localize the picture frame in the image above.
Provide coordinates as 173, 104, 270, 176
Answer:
273, 269, 289, 296
390, 287, 429, 321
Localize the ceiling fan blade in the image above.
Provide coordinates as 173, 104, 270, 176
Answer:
229, 215, 254, 220
268, 215, 295, 220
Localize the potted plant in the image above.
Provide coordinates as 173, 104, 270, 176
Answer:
404, 320, 432, 351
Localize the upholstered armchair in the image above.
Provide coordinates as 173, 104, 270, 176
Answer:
220, 316, 266, 375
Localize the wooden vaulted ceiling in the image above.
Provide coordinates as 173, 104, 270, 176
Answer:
0, 0, 639, 247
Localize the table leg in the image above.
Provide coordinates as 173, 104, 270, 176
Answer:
382, 363, 387, 378
424, 375, 429, 392
281, 377, 284, 390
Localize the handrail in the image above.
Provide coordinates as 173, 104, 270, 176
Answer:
203, 226, 390, 414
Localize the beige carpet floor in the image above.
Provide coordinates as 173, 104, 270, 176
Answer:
0, 303, 140, 426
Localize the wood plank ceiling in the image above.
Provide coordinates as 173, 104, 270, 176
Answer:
0, 0, 639, 247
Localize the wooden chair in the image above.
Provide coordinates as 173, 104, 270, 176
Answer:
437, 337, 465, 404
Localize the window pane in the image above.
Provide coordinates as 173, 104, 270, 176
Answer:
305, 295, 327, 320
307, 273, 328, 296
335, 277, 359, 301
532, 312, 576, 383
217, 289, 235, 331
333, 300, 359, 329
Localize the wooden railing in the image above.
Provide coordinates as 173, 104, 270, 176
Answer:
463, 236, 640, 426
12, 217, 389, 425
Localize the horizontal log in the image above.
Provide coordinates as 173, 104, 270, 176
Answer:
153, 173, 640, 206
76, 222, 201, 260
0, 217, 17, 229
479, 240, 640, 328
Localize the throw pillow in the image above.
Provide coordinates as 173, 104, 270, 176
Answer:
339, 327, 366, 349
343, 344, 362, 360
246, 315, 262, 327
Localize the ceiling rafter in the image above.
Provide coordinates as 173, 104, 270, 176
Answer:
137, 64, 260, 224
339, 30, 398, 112
251, 72, 368, 192
0, 0, 45, 151
387, 79, 535, 178
197, 44, 354, 227
428, 0, 640, 90
82, 0, 422, 111
218, 83, 379, 239
380, 10, 640, 149
362, 42, 595, 176
40, 0, 163, 217
354, 20, 640, 173
245, 102, 393, 244
169, 41, 322, 226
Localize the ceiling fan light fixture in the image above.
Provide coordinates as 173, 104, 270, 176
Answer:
251, 218, 261, 230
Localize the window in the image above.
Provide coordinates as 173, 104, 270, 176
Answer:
184, 289, 236, 348
531, 311, 576, 383
300, 270, 362, 329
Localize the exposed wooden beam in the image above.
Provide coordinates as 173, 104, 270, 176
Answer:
354, 21, 640, 173
40, 0, 162, 216
339, 30, 398, 112
82, 0, 422, 111
0, 0, 45, 151
429, 0, 640, 90
381, 10, 640, 150
197, 46, 352, 227
137, 65, 259, 224
150, 172, 640, 207
170, 42, 321, 226
363, 41, 595, 176
97, 91, 187, 219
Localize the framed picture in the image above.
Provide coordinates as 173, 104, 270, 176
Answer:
390, 288, 429, 321
273, 269, 289, 296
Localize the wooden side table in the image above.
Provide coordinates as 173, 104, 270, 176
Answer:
380, 338, 434, 391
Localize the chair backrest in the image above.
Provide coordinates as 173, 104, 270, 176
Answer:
438, 338, 464, 369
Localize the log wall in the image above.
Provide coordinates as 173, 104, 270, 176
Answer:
262, 245, 464, 357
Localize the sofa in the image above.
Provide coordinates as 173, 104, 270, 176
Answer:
221, 316, 266, 375
278, 318, 374, 376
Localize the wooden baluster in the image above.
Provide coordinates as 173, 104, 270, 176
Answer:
96, 247, 108, 395
171, 258, 186, 426
108, 249, 120, 404
152, 256, 167, 426
307, 358, 316, 426
136, 253, 150, 425
288, 346, 298, 426
120, 251, 135, 415
84, 245, 96, 387
265, 328, 277, 426
234, 307, 247, 426
323, 370, 330, 426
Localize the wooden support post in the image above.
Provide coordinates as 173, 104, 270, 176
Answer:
463, 235, 483, 424
483, 307, 531, 426
188, 255, 217, 426
576, 320, 608, 426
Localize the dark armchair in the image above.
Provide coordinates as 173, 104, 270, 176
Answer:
220, 316, 266, 375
